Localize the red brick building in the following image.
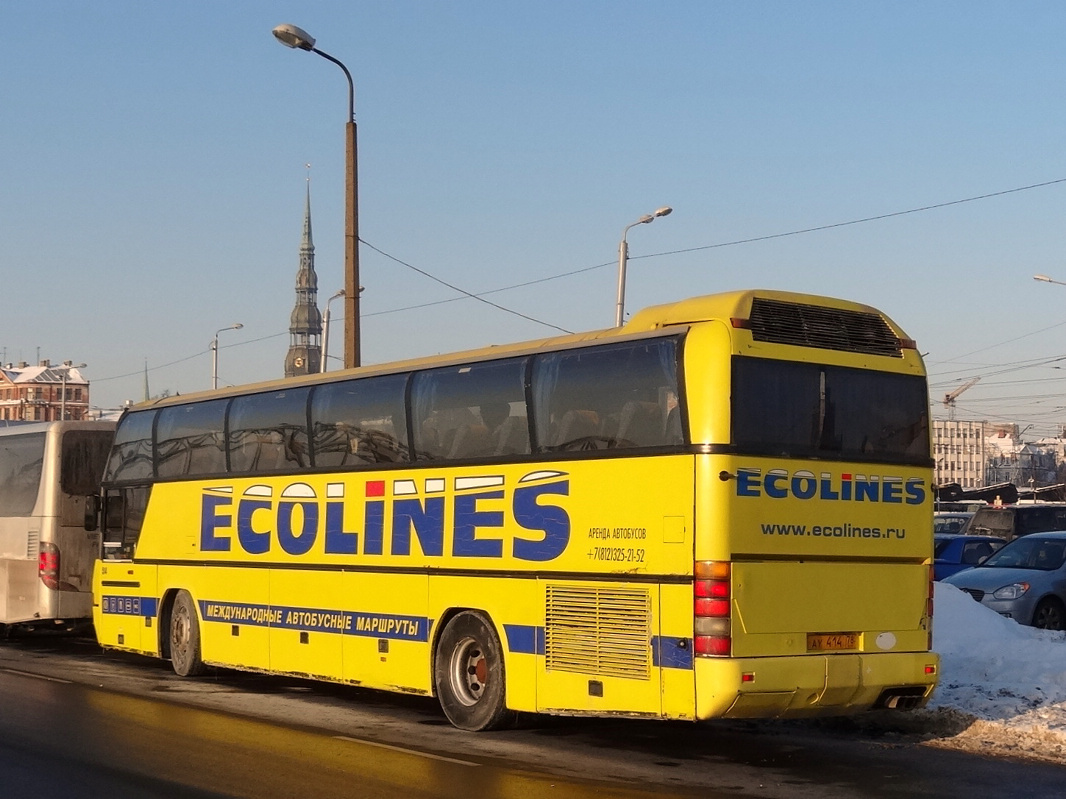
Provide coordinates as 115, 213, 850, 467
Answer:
0, 360, 90, 421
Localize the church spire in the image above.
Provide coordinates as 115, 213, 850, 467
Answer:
284, 167, 323, 377
301, 172, 314, 259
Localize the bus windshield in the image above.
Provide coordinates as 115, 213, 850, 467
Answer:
732, 357, 929, 465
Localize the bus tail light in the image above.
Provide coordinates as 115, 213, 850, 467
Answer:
694, 561, 731, 656
39, 542, 60, 590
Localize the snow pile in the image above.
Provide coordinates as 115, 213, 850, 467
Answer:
930, 582, 1066, 746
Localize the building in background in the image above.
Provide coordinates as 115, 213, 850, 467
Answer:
935, 419, 1066, 493
933, 419, 988, 489
284, 180, 323, 377
0, 360, 89, 421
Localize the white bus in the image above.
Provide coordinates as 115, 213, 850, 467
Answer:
0, 420, 115, 635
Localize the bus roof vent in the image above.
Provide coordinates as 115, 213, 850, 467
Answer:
747, 298, 902, 357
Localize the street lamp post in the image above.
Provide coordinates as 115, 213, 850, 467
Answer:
212, 324, 244, 390
321, 289, 345, 373
615, 207, 672, 327
273, 23, 361, 369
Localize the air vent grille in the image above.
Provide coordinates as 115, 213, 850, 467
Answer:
545, 585, 651, 679
748, 298, 902, 357
26, 529, 40, 559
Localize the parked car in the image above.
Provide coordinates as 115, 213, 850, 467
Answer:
943, 531, 1066, 629
933, 533, 1004, 580
934, 511, 975, 536
965, 503, 1066, 542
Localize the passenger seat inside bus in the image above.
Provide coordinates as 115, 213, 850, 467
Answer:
617, 401, 664, 446
493, 416, 530, 456
553, 409, 600, 448
447, 423, 492, 459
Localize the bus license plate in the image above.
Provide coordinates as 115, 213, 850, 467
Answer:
806, 633, 858, 651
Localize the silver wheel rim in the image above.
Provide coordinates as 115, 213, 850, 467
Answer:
173, 603, 191, 660
448, 635, 486, 707
1038, 604, 1062, 629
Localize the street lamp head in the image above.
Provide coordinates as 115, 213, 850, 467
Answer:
1035, 274, 1053, 283
273, 23, 316, 51
233, 323, 244, 330
637, 206, 673, 226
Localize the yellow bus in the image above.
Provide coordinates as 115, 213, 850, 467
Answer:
92, 290, 937, 730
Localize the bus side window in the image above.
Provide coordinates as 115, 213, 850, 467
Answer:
156, 400, 228, 479
0, 432, 46, 516
104, 410, 156, 483
310, 373, 409, 467
532, 338, 681, 452
102, 486, 149, 560
228, 388, 312, 474
410, 358, 529, 461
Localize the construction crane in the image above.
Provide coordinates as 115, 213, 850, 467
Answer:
943, 376, 981, 420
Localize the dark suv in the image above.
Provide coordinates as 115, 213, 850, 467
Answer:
967, 503, 1066, 542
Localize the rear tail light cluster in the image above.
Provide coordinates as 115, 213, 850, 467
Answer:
39, 542, 60, 590
694, 560, 731, 656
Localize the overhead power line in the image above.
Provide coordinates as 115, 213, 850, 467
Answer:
369, 176, 1066, 318
360, 239, 572, 334
97, 175, 1066, 386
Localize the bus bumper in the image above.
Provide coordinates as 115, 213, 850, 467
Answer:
693, 652, 939, 719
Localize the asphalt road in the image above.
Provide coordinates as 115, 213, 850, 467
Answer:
0, 634, 1063, 798
0, 669, 668, 799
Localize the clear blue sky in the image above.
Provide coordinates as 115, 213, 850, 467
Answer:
5, 2, 1066, 434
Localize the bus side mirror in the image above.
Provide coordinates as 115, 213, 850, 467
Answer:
84, 495, 100, 532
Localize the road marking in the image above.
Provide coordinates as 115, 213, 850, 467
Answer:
332, 735, 480, 767
0, 668, 72, 684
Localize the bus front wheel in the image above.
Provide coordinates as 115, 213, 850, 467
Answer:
169, 590, 206, 677
434, 611, 515, 731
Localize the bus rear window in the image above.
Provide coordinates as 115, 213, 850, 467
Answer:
60, 430, 115, 496
732, 357, 929, 465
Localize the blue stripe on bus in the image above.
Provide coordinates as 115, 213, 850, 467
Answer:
197, 600, 429, 642
653, 636, 694, 670
100, 599, 693, 669
503, 623, 544, 655
100, 595, 158, 618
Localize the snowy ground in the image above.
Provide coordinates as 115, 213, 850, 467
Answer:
913, 583, 1066, 763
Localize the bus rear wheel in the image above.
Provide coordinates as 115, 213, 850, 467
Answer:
434, 611, 515, 731
169, 590, 206, 677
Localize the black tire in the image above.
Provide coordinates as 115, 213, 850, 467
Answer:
1032, 598, 1066, 631
433, 611, 515, 731
169, 590, 206, 677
